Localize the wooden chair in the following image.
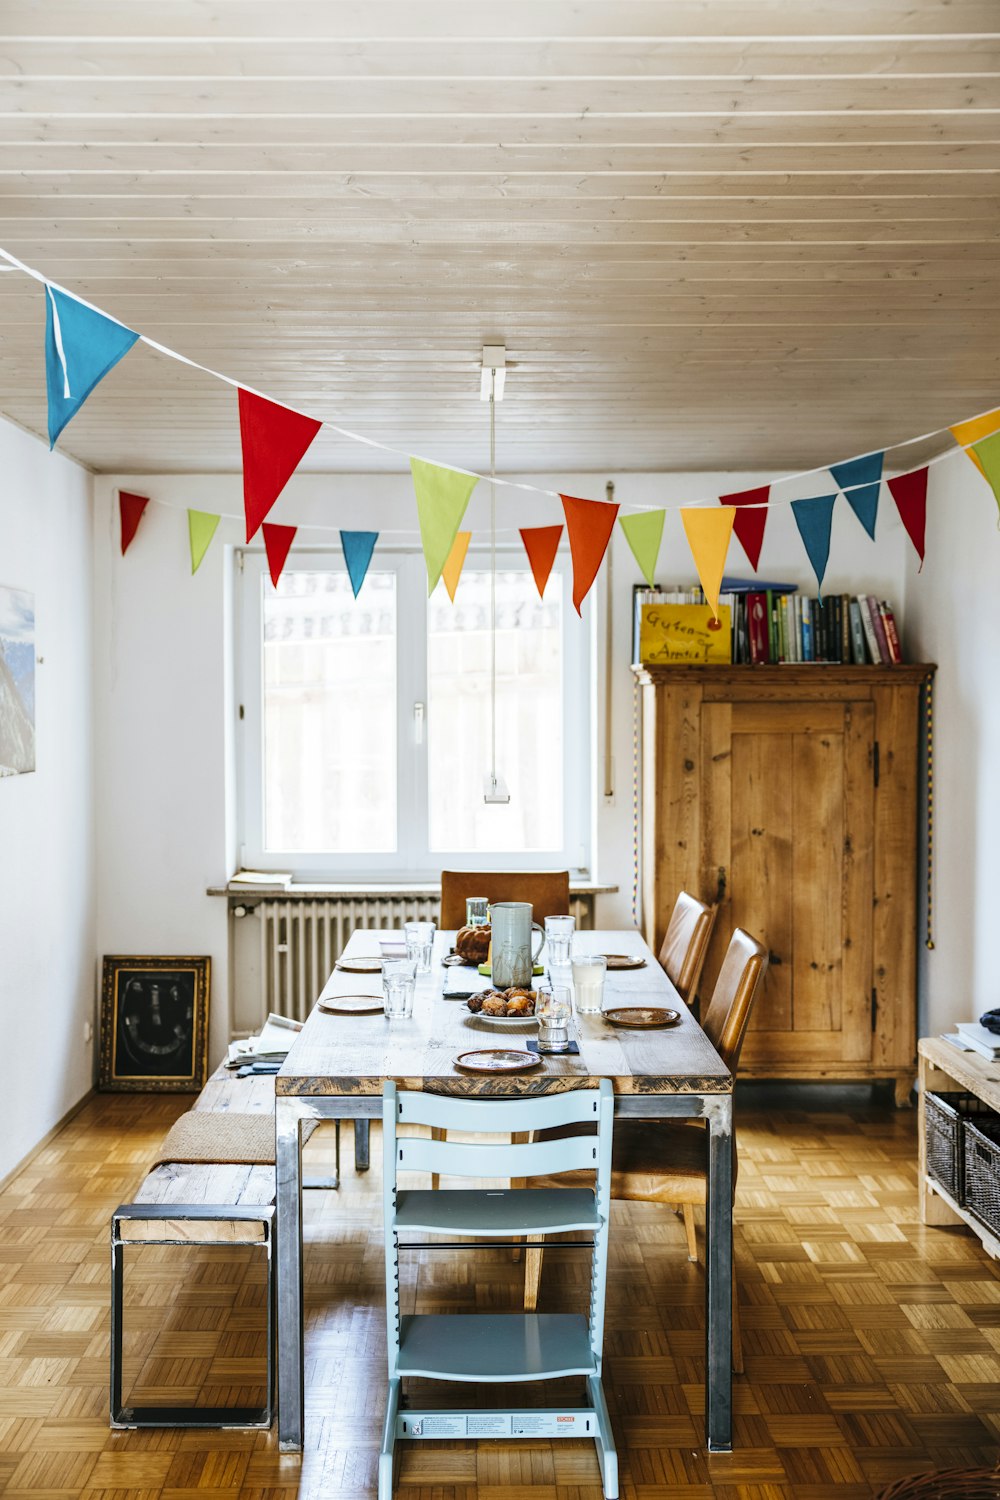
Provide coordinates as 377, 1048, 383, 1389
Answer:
439, 869, 571, 929
657, 891, 718, 1009
524, 927, 768, 1375
380, 1081, 618, 1499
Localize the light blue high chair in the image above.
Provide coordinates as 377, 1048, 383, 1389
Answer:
380, 1080, 617, 1499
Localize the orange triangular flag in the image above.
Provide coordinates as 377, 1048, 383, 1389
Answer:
560, 496, 618, 615
519, 525, 563, 599
263, 523, 296, 587
441, 531, 471, 602
950, 408, 1000, 479
680, 507, 735, 620
238, 387, 321, 541
119, 490, 149, 555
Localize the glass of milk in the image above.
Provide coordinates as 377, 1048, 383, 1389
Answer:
571, 953, 607, 1014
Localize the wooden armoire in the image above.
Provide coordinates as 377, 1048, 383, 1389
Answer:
635, 664, 934, 1104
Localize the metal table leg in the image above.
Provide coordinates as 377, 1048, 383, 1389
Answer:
276, 1097, 305, 1450
705, 1093, 733, 1452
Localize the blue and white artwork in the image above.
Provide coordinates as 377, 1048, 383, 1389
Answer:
0, 586, 35, 776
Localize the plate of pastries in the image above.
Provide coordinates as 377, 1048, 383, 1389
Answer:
465, 988, 539, 1026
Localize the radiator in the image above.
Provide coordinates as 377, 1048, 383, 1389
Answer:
238, 892, 595, 1029
258, 895, 439, 1023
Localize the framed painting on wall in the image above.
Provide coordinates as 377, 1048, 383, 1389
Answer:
99, 956, 210, 1092
0, 585, 35, 777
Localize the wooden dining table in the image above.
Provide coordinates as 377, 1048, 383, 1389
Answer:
275, 926, 734, 1452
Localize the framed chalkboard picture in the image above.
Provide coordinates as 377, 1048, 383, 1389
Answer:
99, 956, 210, 1092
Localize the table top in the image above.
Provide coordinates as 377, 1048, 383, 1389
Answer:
276, 929, 731, 1098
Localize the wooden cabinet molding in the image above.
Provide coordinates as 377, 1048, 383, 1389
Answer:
635, 664, 934, 1104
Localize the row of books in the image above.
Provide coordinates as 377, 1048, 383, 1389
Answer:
942, 1022, 1000, 1062
633, 583, 903, 666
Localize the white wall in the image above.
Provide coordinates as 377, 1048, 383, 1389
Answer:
904, 456, 1000, 1036
0, 418, 95, 1182
93, 466, 909, 1056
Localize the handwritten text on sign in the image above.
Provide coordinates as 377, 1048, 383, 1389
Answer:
639, 604, 732, 664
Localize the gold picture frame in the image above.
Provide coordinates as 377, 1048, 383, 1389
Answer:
99, 955, 210, 1092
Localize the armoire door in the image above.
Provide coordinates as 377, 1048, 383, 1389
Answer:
701, 698, 875, 1070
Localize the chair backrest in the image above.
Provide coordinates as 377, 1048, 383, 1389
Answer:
698, 927, 769, 1075
439, 870, 571, 930
657, 892, 718, 1005
383, 1081, 614, 1186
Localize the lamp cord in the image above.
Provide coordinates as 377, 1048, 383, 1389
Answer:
490, 367, 497, 786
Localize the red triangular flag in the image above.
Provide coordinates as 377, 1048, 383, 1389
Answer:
238, 387, 321, 541
560, 494, 619, 615
719, 485, 769, 572
519, 525, 563, 599
119, 489, 149, 556
887, 467, 928, 569
263, 523, 296, 587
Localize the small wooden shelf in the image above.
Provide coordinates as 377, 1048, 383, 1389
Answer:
918, 1036, 1000, 1261
397, 1313, 596, 1382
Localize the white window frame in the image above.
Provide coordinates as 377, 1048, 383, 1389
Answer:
236, 543, 593, 881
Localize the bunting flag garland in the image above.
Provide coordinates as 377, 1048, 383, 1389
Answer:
719, 485, 769, 572
519, 524, 563, 599
791, 494, 837, 595
411, 458, 479, 594
618, 510, 665, 587
45, 285, 139, 450
188, 509, 220, 574
951, 408, 1000, 479
679, 507, 735, 620
831, 453, 883, 540
340, 530, 378, 598
441, 530, 472, 602
561, 493, 619, 615
886, 468, 928, 567
119, 490, 150, 556
238, 387, 322, 542
971, 431, 1000, 518
262, 523, 297, 587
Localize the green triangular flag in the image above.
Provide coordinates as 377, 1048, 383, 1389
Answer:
972, 430, 1000, 519
188, 509, 221, 574
618, 510, 665, 587
410, 458, 479, 594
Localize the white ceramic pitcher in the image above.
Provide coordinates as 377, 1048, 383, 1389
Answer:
490, 902, 545, 988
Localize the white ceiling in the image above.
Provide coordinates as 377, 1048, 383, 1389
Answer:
0, 1, 998, 476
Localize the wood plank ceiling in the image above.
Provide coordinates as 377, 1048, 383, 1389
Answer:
0, 0, 998, 476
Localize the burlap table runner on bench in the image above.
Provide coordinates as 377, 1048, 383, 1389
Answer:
152, 1111, 276, 1166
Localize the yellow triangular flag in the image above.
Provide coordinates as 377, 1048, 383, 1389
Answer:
410, 458, 479, 594
951, 408, 1000, 479
188, 509, 221, 574
680, 507, 735, 620
441, 531, 471, 602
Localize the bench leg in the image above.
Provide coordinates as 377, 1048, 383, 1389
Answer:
354, 1119, 371, 1172
109, 1238, 125, 1423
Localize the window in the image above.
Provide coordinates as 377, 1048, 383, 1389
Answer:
237, 547, 592, 879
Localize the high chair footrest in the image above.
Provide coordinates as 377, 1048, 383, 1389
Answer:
397, 1313, 596, 1381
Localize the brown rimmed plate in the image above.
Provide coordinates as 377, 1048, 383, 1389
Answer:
603, 1007, 680, 1028
454, 1048, 542, 1074
599, 954, 647, 970
335, 957, 383, 974
318, 995, 384, 1015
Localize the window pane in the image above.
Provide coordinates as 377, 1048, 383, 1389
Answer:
427, 569, 564, 853
262, 572, 396, 852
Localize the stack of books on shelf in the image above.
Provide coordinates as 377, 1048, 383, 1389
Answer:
633, 581, 903, 666
942, 1022, 1000, 1061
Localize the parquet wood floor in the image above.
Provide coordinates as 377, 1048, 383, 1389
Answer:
1, 1086, 998, 1499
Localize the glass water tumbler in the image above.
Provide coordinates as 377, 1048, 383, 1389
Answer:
465, 897, 490, 928
544, 914, 575, 967
403, 920, 435, 974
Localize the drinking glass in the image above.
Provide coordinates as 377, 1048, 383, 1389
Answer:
404, 920, 435, 974
536, 981, 573, 1053
383, 975, 415, 1021
383, 956, 417, 1011
544, 914, 575, 967
571, 953, 607, 1015
465, 897, 490, 928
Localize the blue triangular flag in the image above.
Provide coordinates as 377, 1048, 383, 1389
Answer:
340, 530, 378, 598
830, 452, 883, 540
791, 495, 837, 596
45, 285, 139, 449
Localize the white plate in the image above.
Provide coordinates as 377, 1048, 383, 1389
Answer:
335, 957, 383, 974
466, 1008, 539, 1028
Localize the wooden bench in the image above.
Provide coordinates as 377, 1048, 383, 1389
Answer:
110, 1066, 341, 1429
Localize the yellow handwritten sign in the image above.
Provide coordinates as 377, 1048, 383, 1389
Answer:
639, 604, 732, 664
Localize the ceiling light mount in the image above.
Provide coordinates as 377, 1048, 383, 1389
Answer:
480, 345, 506, 402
